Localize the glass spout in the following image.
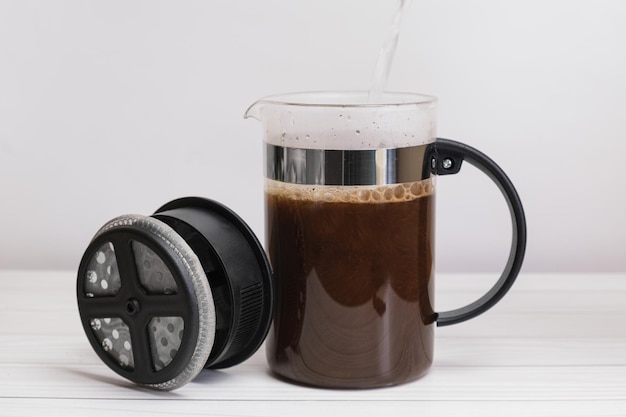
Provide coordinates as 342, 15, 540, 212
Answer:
243, 100, 262, 121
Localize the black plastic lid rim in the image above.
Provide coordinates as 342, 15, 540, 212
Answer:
154, 197, 274, 369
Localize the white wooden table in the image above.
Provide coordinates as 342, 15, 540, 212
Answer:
1, 271, 624, 416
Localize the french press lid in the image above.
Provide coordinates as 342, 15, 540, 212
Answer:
76, 197, 273, 390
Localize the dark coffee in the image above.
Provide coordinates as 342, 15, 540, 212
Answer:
265, 179, 436, 388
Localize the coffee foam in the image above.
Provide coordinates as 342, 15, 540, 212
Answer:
265, 178, 434, 204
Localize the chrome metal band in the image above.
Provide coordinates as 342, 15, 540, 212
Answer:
265, 143, 433, 186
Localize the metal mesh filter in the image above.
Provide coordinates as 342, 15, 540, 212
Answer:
83, 242, 121, 297
132, 241, 178, 295
148, 316, 184, 371
90, 317, 134, 369
84, 242, 185, 373
77, 216, 215, 390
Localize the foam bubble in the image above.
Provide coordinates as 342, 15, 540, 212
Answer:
265, 178, 433, 204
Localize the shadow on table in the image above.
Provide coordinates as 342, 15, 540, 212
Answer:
191, 369, 233, 385
61, 367, 183, 397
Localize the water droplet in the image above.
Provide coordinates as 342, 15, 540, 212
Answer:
355, 130, 361, 135
96, 252, 106, 264
100, 280, 109, 290
102, 338, 113, 351
119, 354, 129, 366
112, 329, 119, 339
87, 271, 97, 283
124, 341, 131, 351
305, 135, 310, 140
86, 293, 94, 298
104, 318, 111, 324
161, 337, 168, 347
338, 114, 343, 119
90, 319, 102, 330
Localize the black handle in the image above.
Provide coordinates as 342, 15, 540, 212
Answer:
431, 138, 527, 326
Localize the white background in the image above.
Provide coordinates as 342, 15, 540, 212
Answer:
0, 0, 624, 272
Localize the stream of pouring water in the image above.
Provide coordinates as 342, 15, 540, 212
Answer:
368, 0, 413, 103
